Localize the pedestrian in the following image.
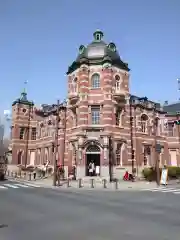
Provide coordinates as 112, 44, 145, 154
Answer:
95, 165, 100, 176
88, 161, 95, 176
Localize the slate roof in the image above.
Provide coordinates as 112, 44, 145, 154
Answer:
163, 102, 180, 115
67, 30, 129, 74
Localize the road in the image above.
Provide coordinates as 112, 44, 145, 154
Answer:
0, 180, 180, 240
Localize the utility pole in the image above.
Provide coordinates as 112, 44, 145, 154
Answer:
62, 99, 67, 180
24, 104, 31, 168
153, 104, 160, 186
53, 99, 60, 186
129, 97, 134, 173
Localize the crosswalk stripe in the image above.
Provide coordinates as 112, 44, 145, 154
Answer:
14, 184, 30, 188
0, 186, 7, 189
4, 184, 19, 189
140, 187, 180, 194
23, 183, 40, 188
159, 189, 180, 192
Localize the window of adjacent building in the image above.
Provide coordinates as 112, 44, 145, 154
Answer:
140, 114, 148, 133
91, 74, 100, 89
168, 123, 174, 137
19, 127, 25, 139
31, 127, 36, 140
91, 106, 100, 124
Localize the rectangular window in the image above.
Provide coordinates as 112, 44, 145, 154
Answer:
168, 123, 174, 137
19, 127, 25, 139
31, 128, 36, 140
91, 106, 100, 124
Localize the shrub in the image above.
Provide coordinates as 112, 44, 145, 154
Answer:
142, 167, 156, 181
142, 166, 180, 181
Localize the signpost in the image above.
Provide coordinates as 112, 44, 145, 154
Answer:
155, 143, 162, 185
160, 167, 168, 185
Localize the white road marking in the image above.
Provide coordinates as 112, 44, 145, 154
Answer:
0, 186, 7, 189
14, 184, 30, 188
23, 182, 40, 188
3, 184, 19, 188
140, 187, 180, 194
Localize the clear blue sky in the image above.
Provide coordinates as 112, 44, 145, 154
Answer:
0, 0, 180, 118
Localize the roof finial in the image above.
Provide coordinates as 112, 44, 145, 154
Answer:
20, 80, 28, 101
23, 80, 28, 94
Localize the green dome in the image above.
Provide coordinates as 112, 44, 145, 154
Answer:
67, 30, 129, 74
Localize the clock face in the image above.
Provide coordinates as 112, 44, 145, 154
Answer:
79, 45, 85, 54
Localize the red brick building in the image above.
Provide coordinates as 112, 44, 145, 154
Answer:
10, 30, 180, 179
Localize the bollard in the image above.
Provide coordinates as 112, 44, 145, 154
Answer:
7, 170, 10, 176
115, 178, 118, 189
78, 178, 83, 188
11, 171, 13, 177
67, 179, 70, 187
28, 173, 31, 181
19, 171, 21, 178
15, 172, 17, 178
24, 172, 26, 179
103, 179, 107, 188
90, 179, 94, 188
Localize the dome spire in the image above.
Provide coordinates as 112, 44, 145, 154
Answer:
20, 80, 28, 101
93, 30, 104, 42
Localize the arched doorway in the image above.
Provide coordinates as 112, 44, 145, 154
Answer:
86, 144, 100, 176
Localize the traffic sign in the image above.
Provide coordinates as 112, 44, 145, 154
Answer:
155, 143, 162, 153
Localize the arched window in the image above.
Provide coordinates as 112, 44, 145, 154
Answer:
72, 77, 77, 92
86, 144, 100, 153
115, 75, 121, 91
91, 74, 100, 89
141, 114, 148, 133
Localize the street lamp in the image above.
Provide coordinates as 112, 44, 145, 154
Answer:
53, 100, 60, 186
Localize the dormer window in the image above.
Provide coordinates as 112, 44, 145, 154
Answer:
108, 42, 116, 52
93, 30, 104, 42
79, 45, 85, 54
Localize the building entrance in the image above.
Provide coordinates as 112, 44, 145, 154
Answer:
86, 145, 100, 176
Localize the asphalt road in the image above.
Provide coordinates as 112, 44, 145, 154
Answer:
0, 180, 180, 240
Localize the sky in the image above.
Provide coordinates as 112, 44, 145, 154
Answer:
0, 0, 180, 125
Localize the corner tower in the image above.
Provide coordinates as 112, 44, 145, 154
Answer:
11, 87, 34, 166
66, 30, 130, 179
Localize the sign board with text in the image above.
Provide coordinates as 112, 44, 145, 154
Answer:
160, 168, 168, 185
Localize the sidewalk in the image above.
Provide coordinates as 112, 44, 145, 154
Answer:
8, 176, 159, 191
